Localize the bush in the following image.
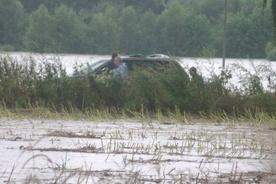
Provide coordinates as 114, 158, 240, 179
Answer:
123, 64, 190, 112
0, 55, 275, 117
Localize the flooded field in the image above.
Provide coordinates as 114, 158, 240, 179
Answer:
0, 118, 275, 183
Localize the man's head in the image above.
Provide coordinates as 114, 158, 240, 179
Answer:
114, 56, 122, 67
112, 53, 118, 59
189, 67, 197, 76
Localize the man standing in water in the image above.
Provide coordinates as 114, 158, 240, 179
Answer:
113, 56, 128, 78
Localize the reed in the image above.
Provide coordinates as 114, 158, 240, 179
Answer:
0, 55, 275, 122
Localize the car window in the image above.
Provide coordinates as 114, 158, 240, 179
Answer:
124, 59, 142, 71
142, 61, 156, 69
124, 59, 169, 71
89, 59, 108, 71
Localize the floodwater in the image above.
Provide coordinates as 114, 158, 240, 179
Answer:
0, 118, 275, 183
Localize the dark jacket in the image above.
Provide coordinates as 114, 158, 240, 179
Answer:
107, 58, 116, 69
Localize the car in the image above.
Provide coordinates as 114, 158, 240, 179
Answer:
84, 54, 187, 76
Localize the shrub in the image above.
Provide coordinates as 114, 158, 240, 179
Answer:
0, 55, 275, 117
123, 64, 190, 112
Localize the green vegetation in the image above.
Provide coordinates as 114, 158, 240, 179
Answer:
0, 0, 275, 60
266, 41, 276, 60
0, 55, 275, 120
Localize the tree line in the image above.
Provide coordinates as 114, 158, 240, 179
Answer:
0, 0, 276, 60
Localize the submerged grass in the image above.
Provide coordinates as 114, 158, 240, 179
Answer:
1, 103, 275, 128
2, 116, 274, 183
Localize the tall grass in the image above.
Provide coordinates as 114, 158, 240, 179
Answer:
0, 55, 275, 119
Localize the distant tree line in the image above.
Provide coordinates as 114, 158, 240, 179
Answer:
0, 0, 276, 59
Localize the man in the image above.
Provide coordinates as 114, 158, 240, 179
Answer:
189, 66, 204, 86
113, 56, 128, 78
107, 53, 118, 70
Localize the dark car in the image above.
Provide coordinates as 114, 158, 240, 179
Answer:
84, 54, 187, 76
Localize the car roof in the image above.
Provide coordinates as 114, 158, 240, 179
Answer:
121, 57, 171, 62
87, 54, 181, 73
123, 54, 170, 60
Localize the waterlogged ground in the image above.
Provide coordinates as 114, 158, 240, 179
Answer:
0, 118, 275, 183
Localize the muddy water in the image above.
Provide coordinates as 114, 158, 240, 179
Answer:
0, 118, 275, 183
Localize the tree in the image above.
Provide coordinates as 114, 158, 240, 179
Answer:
223, 7, 272, 58
265, 41, 276, 60
19, 0, 44, 13
86, 6, 120, 54
19, 0, 94, 13
52, 4, 87, 53
136, 11, 158, 54
156, 3, 212, 56
24, 5, 55, 53
263, 0, 276, 42
273, 0, 276, 40
197, 0, 225, 24
120, 0, 168, 14
118, 6, 139, 54
250, 7, 273, 58
0, 0, 26, 50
